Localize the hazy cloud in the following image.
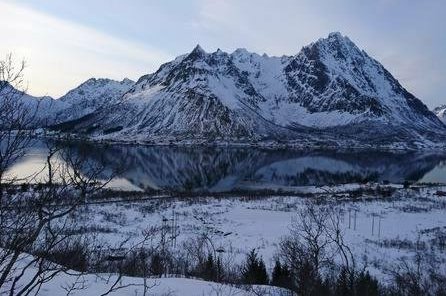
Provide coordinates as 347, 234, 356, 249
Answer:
0, 1, 172, 98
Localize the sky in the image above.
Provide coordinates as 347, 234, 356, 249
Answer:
0, 0, 444, 108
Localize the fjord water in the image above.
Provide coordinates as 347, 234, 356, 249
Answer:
7, 140, 446, 192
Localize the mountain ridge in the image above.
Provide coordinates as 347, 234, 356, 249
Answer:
55, 32, 444, 149
2, 32, 445, 149
0, 78, 134, 126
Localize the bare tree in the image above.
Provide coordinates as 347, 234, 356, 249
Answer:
0, 53, 32, 188
278, 202, 356, 295
0, 54, 153, 295
385, 237, 446, 296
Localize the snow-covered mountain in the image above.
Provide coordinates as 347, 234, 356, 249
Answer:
434, 105, 446, 124
0, 78, 134, 127
59, 32, 445, 148
53, 78, 134, 123
0, 82, 69, 126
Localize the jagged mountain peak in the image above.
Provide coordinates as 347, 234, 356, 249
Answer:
230, 48, 278, 60
121, 34, 442, 130
303, 32, 363, 63
59, 78, 133, 103
326, 31, 353, 44
0, 82, 68, 127
282, 31, 434, 124
192, 44, 205, 52
232, 48, 251, 56
77, 77, 134, 87
83, 77, 111, 85
320, 31, 355, 46
48, 77, 134, 125
121, 78, 134, 84
50, 33, 446, 148
328, 31, 343, 38
187, 44, 207, 60
0, 81, 54, 102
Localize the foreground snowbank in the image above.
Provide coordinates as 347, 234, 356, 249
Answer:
2, 254, 284, 296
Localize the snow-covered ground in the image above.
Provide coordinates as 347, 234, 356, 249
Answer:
66, 184, 446, 282
3, 183, 446, 295
5, 254, 279, 296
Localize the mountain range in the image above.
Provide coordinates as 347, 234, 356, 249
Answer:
2, 32, 446, 149
0, 78, 134, 126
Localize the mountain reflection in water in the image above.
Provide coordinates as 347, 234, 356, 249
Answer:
8, 141, 446, 192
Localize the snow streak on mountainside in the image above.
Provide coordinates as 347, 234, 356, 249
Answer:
57, 32, 445, 148
434, 105, 446, 124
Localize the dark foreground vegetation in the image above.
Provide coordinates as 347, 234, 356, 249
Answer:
30, 201, 445, 296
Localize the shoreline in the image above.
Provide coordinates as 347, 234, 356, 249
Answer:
38, 132, 446, 153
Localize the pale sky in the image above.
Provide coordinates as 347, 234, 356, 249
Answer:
0, 0, 444, 108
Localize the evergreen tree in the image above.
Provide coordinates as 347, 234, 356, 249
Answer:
294, 259, 322, 296
215, 256, 224, 282
271, 260, 283, 286
257, 258, 269, 284
335, 267, 354, 296
242, 249, 269, 285
355, 271, 379, 296
150, 253, 164, 277
271, 260, 292, 289
203, 254, 217, 281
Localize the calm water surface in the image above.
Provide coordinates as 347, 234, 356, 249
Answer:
6, 140, 446, 192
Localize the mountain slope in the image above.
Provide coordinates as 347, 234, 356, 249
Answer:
282, 33, 440, 129
53, 33, 446, 148
62, 46, 288, 140
1, 78, 135, 127
0, 82, 68, 126
52, 78, 134, 124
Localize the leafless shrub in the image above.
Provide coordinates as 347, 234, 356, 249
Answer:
385, 237, 446, 296
0, 54, 155, 295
